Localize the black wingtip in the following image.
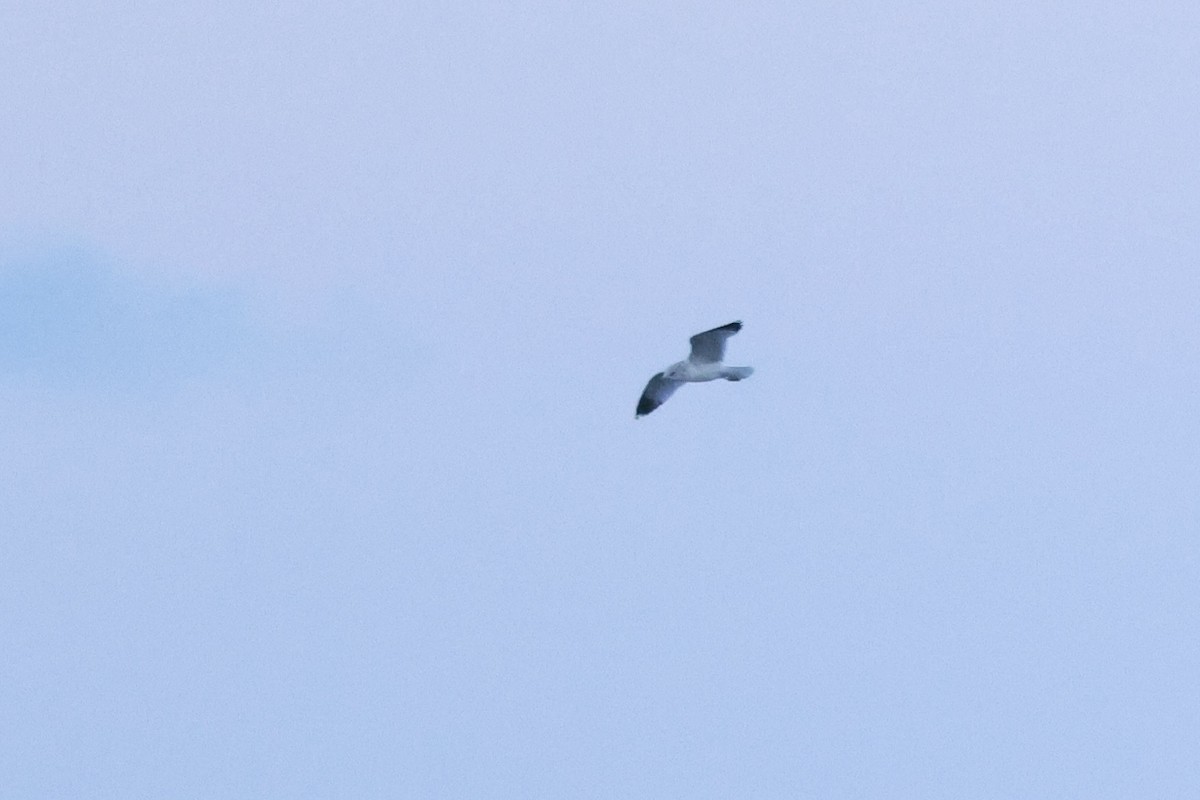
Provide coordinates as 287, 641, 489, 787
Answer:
636, 398, 658, 417
704, 321, 741, 335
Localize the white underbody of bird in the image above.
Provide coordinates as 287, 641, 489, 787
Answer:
636, 321, 753, 417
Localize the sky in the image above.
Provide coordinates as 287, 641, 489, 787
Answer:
3, 2, 1199, 797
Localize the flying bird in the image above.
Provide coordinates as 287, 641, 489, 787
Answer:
636, 321, 754, 417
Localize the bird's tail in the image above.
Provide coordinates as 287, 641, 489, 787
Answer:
724, 366, 753, 381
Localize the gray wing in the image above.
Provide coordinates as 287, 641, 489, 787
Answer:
636, 372, 683, 417
688, 321, 742, 364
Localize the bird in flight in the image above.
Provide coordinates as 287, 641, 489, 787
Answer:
636, 321, 754, 417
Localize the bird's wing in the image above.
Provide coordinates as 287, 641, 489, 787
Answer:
636, 372, 683, 417
688, 321, 742, 364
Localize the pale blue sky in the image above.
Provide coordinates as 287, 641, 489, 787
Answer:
3, 2, 1199, 797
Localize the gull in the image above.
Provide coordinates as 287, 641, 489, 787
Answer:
636, 321, 754, 417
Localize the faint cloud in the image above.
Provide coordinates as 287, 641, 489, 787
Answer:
0, 245, 247, 388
